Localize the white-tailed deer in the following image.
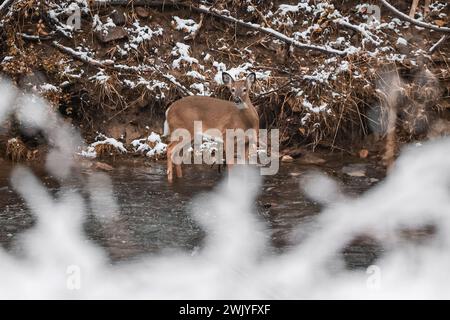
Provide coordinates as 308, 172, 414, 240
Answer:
164, 72, 259, 182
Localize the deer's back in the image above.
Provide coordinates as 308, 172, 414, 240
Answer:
167, 96, 258, 134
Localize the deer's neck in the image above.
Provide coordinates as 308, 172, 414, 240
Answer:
237, 97, 259, 130
236, 96, 257, 113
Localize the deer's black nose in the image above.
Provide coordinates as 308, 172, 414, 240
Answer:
234, 97, 242, 104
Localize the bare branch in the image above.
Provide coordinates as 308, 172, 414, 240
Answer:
429, 35, 448, 54
257, 79, 293, 97
379, 0, 450, 33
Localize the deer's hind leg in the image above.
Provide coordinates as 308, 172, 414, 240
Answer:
175, 163, 183, 178
166, 141, 176, 183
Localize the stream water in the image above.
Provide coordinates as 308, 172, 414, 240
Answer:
0, 154, 386, 270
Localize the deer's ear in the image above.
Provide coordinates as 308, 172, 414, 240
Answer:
246, 72, 256, 86
222, 72, 233, 85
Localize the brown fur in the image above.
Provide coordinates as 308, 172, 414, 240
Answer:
165, 74, 259, 182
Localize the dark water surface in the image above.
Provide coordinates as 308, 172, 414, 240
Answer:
0, 155, 385, 269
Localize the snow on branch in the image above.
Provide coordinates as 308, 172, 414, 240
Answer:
52, 41, 114, 67
89, 0, 182, 7
17, 32, 54, 41
159, 72, 194, 96
335, 18, 381, 46
379, 0, 450, 33
0, 0, 14, 20
94, 1, 348, 56
113, 63, 194, 96
52, 41, 193, 96
191, 6, 348, 56
0, 0, 14, 13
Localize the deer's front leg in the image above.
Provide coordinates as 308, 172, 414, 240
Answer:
409, 0, 420, 17
167, 142, 176, 183
424, 0, 431, 16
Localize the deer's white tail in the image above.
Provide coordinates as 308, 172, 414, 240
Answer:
163, 108, 170, 137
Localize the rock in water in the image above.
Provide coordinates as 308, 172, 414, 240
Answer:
359, 149, 369, 159
94, 161, 114, 171
298, 153, 326, 165
281, 155, 294, 162
342, 163, 366, 177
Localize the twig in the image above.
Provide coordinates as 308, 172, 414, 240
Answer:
335, 18, 381, 46
17, 32, 54, 41
157, 71, 194, 96
114, 62, 193, 96
52, 41, 114, 67
258, 79, 293, 97
379, 0, 450, 33
252, 4, 271, 28
429, 35, 448, 54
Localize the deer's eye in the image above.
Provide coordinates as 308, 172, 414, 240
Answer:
243, 88, 247, 92
231, 88, 235, 93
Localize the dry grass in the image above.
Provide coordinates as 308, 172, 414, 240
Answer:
92, 72, 126, 111
6, 138, 28, 162
94, 143, 120, 158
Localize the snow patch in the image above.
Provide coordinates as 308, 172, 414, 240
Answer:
172, 43, 199, 69
172, 16, 200, 39
124, 22, 163, 51
396, 37, 408, 46
132, 132, 167, 158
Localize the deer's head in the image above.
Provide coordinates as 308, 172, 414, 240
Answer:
222, 72, 256, 107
